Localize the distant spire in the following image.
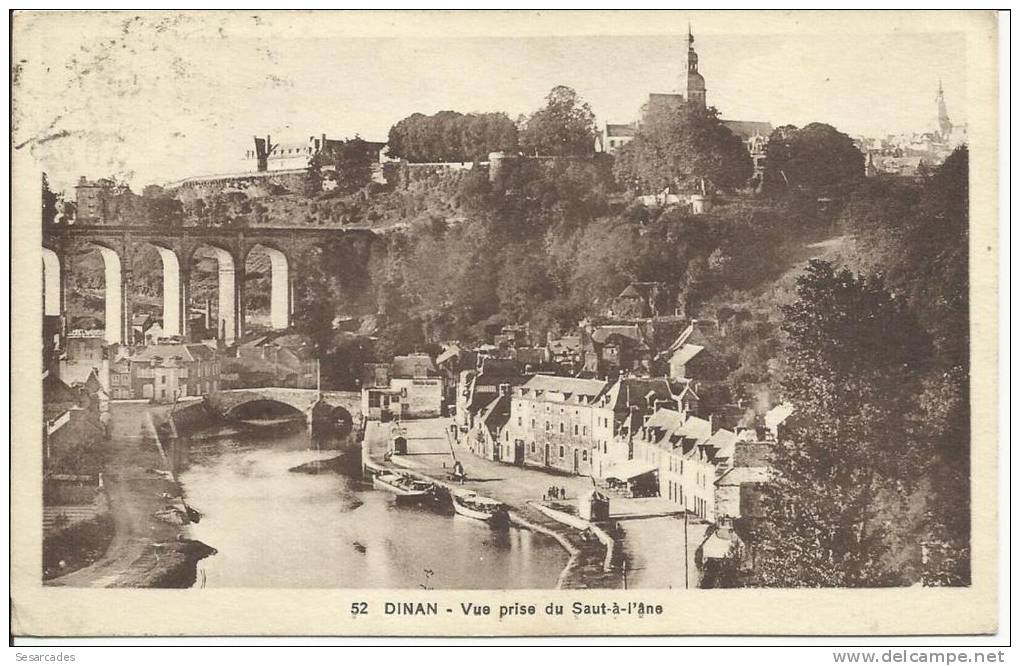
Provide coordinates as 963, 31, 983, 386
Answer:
688, 21, 694, 46
935, 78, 951, 137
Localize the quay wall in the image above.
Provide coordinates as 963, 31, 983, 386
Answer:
361, 434, 623, 589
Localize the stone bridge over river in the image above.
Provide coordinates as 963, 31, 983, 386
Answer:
206, 388, 362, 435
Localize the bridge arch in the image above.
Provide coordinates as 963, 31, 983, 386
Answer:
129, 241, 185, 340
225, 398, 305, 422
189, 244, 241, 344
153, 244, 183, 337
42, 247, 61, 317
330, 405, 354, 437
79, 242, 125, 345
244, 243, 291, 332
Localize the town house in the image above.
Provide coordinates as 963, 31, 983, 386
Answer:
630, 408, 740, 522
455, 357, 528, 435
468, 388, 513, 463
506, 375, 609, 476
361, 354, 444, 421
128, 342, 220, 403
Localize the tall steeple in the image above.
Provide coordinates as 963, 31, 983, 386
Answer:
684, 23, 707, 109
936, 79, 952, 138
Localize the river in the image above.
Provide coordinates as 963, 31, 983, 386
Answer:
178, 424, 568, 589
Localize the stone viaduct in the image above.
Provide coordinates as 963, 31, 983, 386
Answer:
42, 224, 378, 345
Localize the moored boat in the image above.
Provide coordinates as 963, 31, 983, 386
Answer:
373, 471, 434, 500
451, 489, 508, 523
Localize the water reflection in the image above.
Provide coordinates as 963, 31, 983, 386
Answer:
178, 424, 567, 589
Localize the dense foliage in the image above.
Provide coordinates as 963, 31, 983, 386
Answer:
363, 160, 794, 355
748, 261, 932, 586
762, 123, 864, 196
306, 136, 376, 195
614, 103, 753, 193
518, 86, 597, 157
739, 148, 970, 587
387, 111, 519, 163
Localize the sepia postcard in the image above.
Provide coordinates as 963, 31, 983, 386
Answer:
10, 9, 1001, 638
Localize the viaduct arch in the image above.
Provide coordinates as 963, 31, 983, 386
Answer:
43, 224, 376, 346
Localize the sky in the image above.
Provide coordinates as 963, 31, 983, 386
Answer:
13, 11, 971, 193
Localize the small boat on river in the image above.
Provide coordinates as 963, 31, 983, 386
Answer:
373, 471, 434, 501
451, 489, 508, 523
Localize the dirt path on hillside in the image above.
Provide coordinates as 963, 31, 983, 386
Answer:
47, 404, 210, 588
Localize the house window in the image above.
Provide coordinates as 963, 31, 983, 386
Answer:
559, 446, 564, 458
582, 450, 588, 462
530, 442, 535, 453
559, 423, 564, 433
573, 425, 578, 436
531, 419, 535, 429
518, 417, 522, 427
583, 426, 587, 436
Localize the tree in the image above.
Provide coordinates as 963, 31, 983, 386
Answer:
747, 260, 932, 587
42, 173, 58, 226
837, 148, 971, 586
519, 86, 596, 157
387, 111, 518, 163
839, 147, 968, 369
612, 102, 752, 193
140, 184, 183, 227
308, 137, 375, 195
762, 123, 864, 196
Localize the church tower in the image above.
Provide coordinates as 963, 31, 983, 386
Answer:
684, 25, 707, 109
936, 79, 952, 138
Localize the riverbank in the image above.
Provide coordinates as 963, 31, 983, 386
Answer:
46, 401, 216, 588
362, 419, 625, 589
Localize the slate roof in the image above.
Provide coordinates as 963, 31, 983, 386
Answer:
591, 325, 646, 345
644, 408, 687, 431
721, 120, 774, 140
478, 394, 512, 434
603, 377, 677, 413
648, 93, 685, 107
44, 373, 82, 407
186, 344, 217, 361
547, 335, 582, 355
435, 345, 461, 366
605, 123, 637, 138
475, 358, 522, 381
670, 343, 704, 367
131, 344, 193, 363
704, 428, 738, 462
392, 354, 437, 378
519, 374, 608, 399
617, 281, 662, 300
716, 466, 770, 486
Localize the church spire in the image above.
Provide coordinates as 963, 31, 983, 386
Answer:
936, 79, 951, 138
683, 23, 706, 108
